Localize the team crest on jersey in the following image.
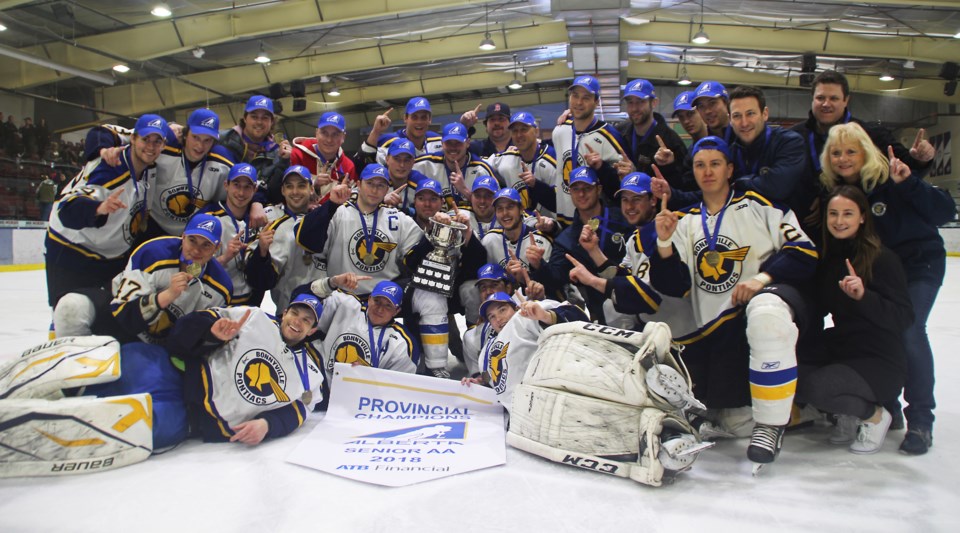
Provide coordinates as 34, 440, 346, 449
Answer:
331, 333, 373, 372
122, 199, 147, 245
160, 184, 202, 220
871, 202, 887, 217
235, 348, 290, 405
489, 340, 509, 394
693, 236, 751, 294
349, 229, 398, 272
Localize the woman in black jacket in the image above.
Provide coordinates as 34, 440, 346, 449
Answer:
798, 185, 913, 454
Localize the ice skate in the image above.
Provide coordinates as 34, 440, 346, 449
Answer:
747, 423, 784, 475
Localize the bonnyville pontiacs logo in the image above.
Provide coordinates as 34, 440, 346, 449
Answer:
349, 228, 397, 272
693, 236, 750, 294
160, 184, 204, 221
489, 340, 510, 394
330, 333, 372, 372
235, 349, 290, 405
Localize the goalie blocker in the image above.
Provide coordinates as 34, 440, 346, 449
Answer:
506, 321, 711, 487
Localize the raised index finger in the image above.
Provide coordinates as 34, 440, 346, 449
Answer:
913, 128, 924, 148
656, 135, 667, 149
651, 163, 665, 181
383, 107, 394, 117
585, 144, 596, 153
845, 258, 857, 277
564, 253, 583, 268
237, 308, 253, 329
473, 103, 482, 114
887, 145, 896, 162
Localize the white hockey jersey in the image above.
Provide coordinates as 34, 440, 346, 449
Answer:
248, 212, 325, 312
659, 191, 818, 329
485, 144, 558, 211
480, 299, 561, 412
313, 291, 417, 376
199, 306, 325, 425
316, 202, 424, 295
481, 226, 552, 273
413, 153, 500, 207
47, 151, 153, 260
110, 236, 233, 343
150, 145, 233, 235
205, 202, 256, 304
550, 119, 625, 224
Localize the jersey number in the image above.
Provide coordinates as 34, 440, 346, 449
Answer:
115, 279, 142, 302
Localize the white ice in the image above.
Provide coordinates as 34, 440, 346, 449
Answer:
1, 261, 959, 532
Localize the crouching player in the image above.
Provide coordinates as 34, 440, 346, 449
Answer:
0, 295, 324, 476
649, 136, 817, 471
464, 292, 587, 412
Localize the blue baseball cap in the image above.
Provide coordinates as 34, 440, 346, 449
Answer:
388, 139, 416, 158
183, 213, 222, 246
442, 122, 468, 143
692, 81, 728, 105
570, 75, 600, 96
370, 280, 403, 308
477, 263, 508, 282
472, 175, 500, 194
244, 95, 275, 115
415, 179, 443, 197
187, 108, 220, 139
617, 172, 652, 197
569, 166, 598, 186
508, 111, 537, 128
405, 97, 431, 115
360, 163, 389, 182
480, 291, 517, 318
493, 187, 522, 206
690, 136, 733, 163
317, 112, 345, 132
672, 91, 696, 116
623, 79, 656, 100
283, 165, 313, 184
134, 114, 167, 139
227, 163, 258, 184
288, 293, 322, 324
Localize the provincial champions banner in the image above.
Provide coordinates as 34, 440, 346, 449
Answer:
287, 363, 506, 486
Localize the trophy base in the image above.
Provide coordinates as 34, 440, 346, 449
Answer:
413, 259, 458, 297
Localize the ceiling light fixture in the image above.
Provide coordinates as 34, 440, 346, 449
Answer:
954, 31, 960, 39
112, 64, 130, 73
192, 47, 205, 59
479, 7, 496, 51
678, 51, 692, 85
151, 4, 172, 17
328, 85, 341, 97
255, 42, 270, 64
0, 24, 7, 32
691, 1, 710, 44
879, 71, 895, 82
508, 54, 523, 89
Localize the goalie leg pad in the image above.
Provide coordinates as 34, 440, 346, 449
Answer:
52, 292, 97, 338
0, 336, 120, 400
0, 393, 153, 477
507, 384, 702, 486
746, 293, 798, 426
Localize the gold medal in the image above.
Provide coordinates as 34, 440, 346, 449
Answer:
704, 250, 721, 267
301, 391, 313, 405
184, 261, 203, 277
587, 218, 600, 232
363, 253, 377, 265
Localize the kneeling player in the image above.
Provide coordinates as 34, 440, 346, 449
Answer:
649, 136, 817, 470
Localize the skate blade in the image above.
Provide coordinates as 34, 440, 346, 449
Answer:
751, 462, 767, 476
676, 441, 715, 456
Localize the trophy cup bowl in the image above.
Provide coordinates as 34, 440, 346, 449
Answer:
414, 219, 467, 296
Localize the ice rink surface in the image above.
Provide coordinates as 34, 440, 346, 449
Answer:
1, 261, 958, 532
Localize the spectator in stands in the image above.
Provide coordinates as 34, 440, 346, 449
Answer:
36, 173, 58, 221
36, 118, 51, 160
20, 117, 36, 159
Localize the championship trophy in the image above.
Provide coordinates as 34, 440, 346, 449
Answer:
413, 219, 466, 296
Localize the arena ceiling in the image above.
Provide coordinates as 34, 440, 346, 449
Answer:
0, 0, 958, 131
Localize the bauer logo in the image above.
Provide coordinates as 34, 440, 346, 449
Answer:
359, 422, 466, 441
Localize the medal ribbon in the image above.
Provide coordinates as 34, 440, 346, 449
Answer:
120, 148, 149, 229
700, 192, 733, 255
500, 222, 527, 267
355, 204, 380, 261
631, 119, 657, 162
293, 346, 311, 392
366, 319, 389, 368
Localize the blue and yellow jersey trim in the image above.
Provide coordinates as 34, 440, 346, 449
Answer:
674, 307, 743, 345
200, 362, 233, 438
45, 228, 108, 260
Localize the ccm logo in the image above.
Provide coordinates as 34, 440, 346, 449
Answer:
561, 454, 619, 475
